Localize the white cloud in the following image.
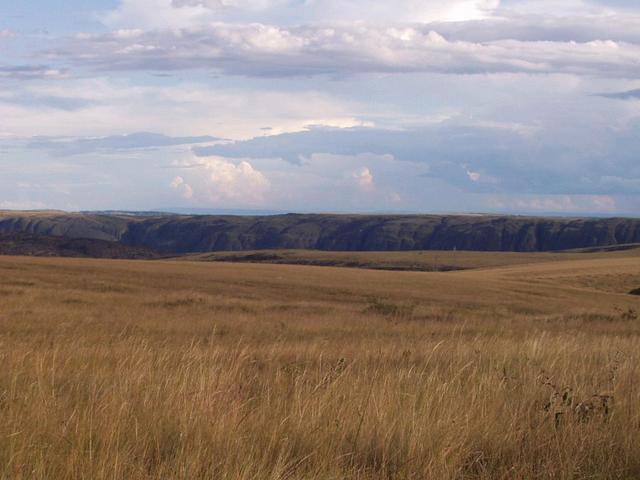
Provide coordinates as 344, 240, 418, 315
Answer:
167, 151, 426, 211
465, 166, 500, 185
103, 0, 297, 30
254, 152, 424, 210
172, 0, 290, 13
172, 156, 270, 205
49, 0, 640, 81
202, 157, 270, 204
101, 0, 502, 29
170, 175, 194, 198
193, 121, 640, 198
352, 167, 374, 190
0, 78, 368, 139
55, 20, 640, 78
0, 66, 66, 80
0, 30, 15, 39
4, 0, 640, 214
466, 168, 482, 182
289, 0, 501, 24
100, 0, 211, 30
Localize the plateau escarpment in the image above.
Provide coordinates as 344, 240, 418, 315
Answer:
1, 211, 640, 255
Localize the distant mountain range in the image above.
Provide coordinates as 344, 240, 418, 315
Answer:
1, 211, 640, 257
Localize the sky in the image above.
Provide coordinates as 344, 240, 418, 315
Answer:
1, 0, 640, 215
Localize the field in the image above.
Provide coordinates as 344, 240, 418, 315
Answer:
188, 246, 640, 271
1, 251, 640, 479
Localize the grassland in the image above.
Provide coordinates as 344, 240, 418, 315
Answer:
1, 252, 640, 479
188, 246, 640, 271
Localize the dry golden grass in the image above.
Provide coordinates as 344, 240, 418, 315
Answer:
1, 253, 640, 479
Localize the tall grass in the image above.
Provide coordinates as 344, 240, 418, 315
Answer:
0, 256, 639, 479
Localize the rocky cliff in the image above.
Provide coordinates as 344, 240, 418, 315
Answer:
1, 211, 639, 254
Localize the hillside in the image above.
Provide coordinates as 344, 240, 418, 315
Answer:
0, 233, 160, 259
2, 211, 640, 254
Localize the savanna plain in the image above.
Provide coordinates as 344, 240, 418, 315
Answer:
2, 249, 640, 479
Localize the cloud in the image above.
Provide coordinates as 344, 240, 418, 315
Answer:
0, 78, 366, 139
3, 93, 93, 112
598, 88, 640, 100
0, 66, 66, 80
466, 168, 482, 182
587, 0, 640, 11
486, 194, 617, 213
172, 156, 271, 205
421, 14, 640, 44
51, 12, 640, 78
465, 166, 500, 185
4, 0, 640, 215
101, 0, 502, 29
99, 0, 212, 30
170, 0, 292, 16
170, 176, 195, 198
0, 30, 15, 39
278, 0, 501, 24
193, 124, 640, 196
203, 157, 271, 204
106, 0, 640, 29
194, 125, 518, 164
248, 152, 423, 211
28, 132, 221, 156
352, 167, 374, 190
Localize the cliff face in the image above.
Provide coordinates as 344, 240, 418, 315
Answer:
1, 212, 640, 254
